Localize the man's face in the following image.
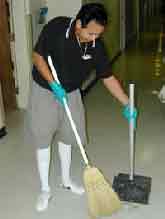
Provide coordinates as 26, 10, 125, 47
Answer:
75, 20, 105, 43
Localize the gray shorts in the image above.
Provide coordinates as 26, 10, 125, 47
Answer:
25, 81, 87, 149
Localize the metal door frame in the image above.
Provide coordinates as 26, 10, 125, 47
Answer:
120, 0, 126, 51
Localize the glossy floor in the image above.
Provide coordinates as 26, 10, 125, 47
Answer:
0, 31, 165, 219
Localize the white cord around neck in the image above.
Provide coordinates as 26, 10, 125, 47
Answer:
76, 36, 87, 57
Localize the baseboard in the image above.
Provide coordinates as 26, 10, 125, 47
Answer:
81, 77, 98, 97
110, 50, 122, 65
0, 126, 7, 138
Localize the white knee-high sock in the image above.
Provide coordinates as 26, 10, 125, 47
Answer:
37, 147, 51, 192
58, 142, 71, 186
58, 142, 85, 195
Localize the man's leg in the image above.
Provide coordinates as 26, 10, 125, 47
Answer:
36, 146, 52, 211
58, 141, 84, 195
58, 90, 86, 195
27, 81, 60, 212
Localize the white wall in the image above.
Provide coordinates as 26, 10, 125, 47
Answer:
12, 0, 32, 109
46, 0, 82, 20
29, 0, 42, 13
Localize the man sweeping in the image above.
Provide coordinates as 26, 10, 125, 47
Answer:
27, 3, 137, 212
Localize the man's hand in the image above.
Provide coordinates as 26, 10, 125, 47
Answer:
122, 104, 138, 128
49, 81, 67, 106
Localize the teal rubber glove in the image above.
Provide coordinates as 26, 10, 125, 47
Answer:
122, 104, 138, 128
49, 81, 67, 105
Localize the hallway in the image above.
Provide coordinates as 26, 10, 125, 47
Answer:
0, 25, 165, 219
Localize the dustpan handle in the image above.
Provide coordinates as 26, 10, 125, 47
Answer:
48, 56, 89, 166
129, 84, 135, 180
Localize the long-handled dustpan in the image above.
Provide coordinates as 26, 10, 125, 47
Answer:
113, 84, 152, 204
48, 56, 121, 217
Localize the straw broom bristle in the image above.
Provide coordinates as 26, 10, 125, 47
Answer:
83, 166, 122, 217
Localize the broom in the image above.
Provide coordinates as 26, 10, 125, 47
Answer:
48, 55, 122, 218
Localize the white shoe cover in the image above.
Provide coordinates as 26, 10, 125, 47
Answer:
58, 142, 84, 195
63, 181, 85, 195
36, 191, 52, 212
158, 85, 165, 103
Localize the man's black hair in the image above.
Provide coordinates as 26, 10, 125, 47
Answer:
76, 3, 108, 28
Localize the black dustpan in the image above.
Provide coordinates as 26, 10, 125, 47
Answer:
113, 84, 152, 204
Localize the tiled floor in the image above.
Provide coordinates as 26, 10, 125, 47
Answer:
0, 26, 165, 218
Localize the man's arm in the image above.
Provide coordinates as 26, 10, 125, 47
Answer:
33, 52, 67, 105
102, 75, 129, 106
32, 52, 54, 83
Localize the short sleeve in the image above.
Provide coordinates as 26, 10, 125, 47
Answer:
34, 24, 50, 59
94, 39, 113, 79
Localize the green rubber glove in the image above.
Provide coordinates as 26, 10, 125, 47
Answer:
49, 81, 67, 106
122, 104, 138, 128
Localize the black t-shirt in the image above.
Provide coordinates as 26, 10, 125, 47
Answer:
32, 16, 113, 93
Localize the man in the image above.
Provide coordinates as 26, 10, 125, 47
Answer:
29, 3, 136, 212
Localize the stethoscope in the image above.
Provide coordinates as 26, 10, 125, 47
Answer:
65, 18, 95, 60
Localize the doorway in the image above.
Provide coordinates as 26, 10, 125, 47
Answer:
125, 0, 135, 45
120, 0, 126, 51
0, 0, 16, 110
120, 0, 137, 50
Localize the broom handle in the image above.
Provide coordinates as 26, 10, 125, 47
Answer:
48, 56, 89, 166
129, 84, 135, 181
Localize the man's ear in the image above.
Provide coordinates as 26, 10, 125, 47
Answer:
76, 19, 82, 29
